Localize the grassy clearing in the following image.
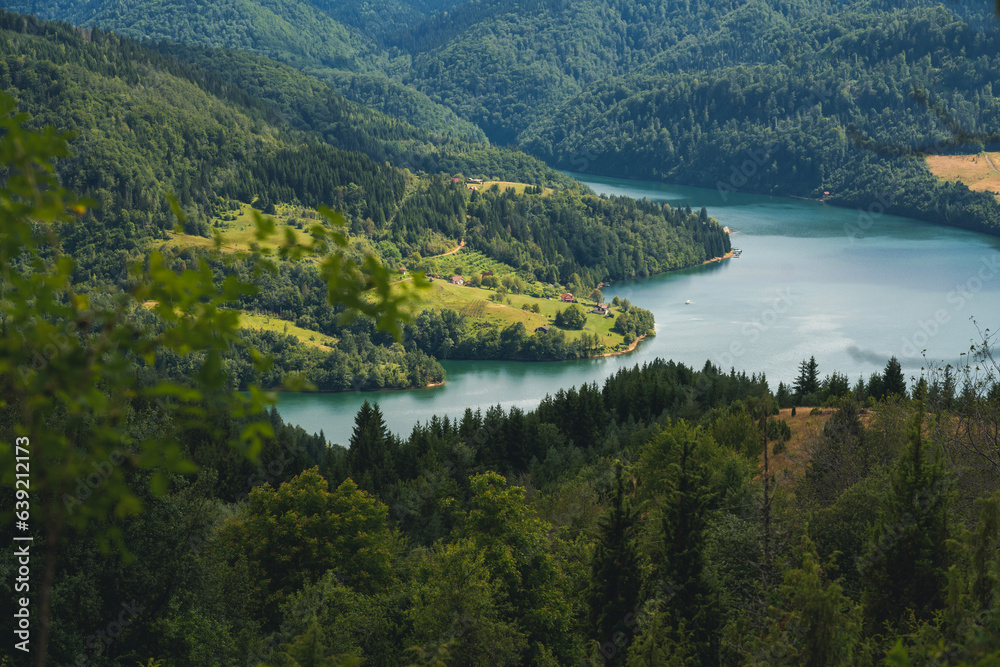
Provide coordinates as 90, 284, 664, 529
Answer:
767, 407, 833, 487
926, 153, 1000, 199
236, 310, 337, 351
157, 203, 331, 255
475, 181, 554, 196
415, 280, 632, 350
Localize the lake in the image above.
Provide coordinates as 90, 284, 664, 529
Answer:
275, 173, 1000, 445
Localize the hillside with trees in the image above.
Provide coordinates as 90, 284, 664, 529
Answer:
5, 0, 487, 139
519, 4, 1000, 234
15, 0, 1000, 237
0, 12, 726, 379
2, 20, 1000, 664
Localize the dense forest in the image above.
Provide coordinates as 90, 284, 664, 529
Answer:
0, 11, 723, 269
3, 1, 1000, 665
4, 0, 486, 139
8, 283, 1000, 665
0, 12, 729, 378
15, 0, 1000, 236
520, 4, 1000, 234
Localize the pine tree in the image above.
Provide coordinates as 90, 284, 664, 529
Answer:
867, 372, 886, 401
860, 389, 952, 634
347, 400, 394, 494
589, 462, 642, 664
882, 356, 907, 398
776, 381, 793, 409
648, 425, 718, 664
794, 357, 820, 399
754, 535, 860, 666
805, 399, 869, 506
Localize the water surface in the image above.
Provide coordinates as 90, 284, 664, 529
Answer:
276, 174, 1000, 444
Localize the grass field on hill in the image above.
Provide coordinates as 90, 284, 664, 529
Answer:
926, 153, 1000, 199
415, 280, 633, 351
768, 407, 833, 487
158, 203, 335, 254
236, 311, 337, 351
476, 181, 555, 196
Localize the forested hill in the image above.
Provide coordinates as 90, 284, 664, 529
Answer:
0, 10, 725, 281
519, 3, 1000, 234
5, 0, 487, 139
0, 10, 731, 383
151, 43, 567, 185
0, 11, 410, 281
394, 0, 1000, 233
16, 0, 1000, 237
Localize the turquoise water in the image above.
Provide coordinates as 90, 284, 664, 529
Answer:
276, 174, 1000, 445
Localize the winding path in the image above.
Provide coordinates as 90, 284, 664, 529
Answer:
983, 152, 1000, 175
433, 238, 465, 258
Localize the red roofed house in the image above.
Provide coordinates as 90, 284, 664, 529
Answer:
560, 292, 575, 302
450, 276, 465, 286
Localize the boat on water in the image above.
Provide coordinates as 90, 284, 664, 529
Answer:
685, 300, 691, 304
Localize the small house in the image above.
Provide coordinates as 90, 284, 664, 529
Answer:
450, 276, 465, 286
592, 303, 609, 315
535, 325, 550, 333
560, 292, 575, 302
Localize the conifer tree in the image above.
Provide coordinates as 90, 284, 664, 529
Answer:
589, 461, 642, 664
882, 356, 907, 398
794, 357, 820, 399
754, 535, 860, 667
805, 399, 869, 506
860, 388, 952, 634
645, 424, 719, 664
776, 381, 793, 409
347, 400, 394, 495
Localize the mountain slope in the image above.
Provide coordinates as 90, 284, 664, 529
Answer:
519, 4, 1000, 233
9, 0, 373, 68
0, 12, 408, 277
152, 43, 566, 184
6, 0, 486, 139
0, 10, 725, 284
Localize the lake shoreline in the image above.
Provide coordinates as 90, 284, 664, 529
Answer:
594, 333, 650, 358
277, 171, 1000, 443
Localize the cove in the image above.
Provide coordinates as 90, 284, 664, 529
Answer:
275, 173, 1000, 445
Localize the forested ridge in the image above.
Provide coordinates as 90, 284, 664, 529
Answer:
520, 4, 1000, 234
151, 43, 569, 185
0, 11, 727, 381
4, 0, 487, 139
14, 0, 1000, 236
